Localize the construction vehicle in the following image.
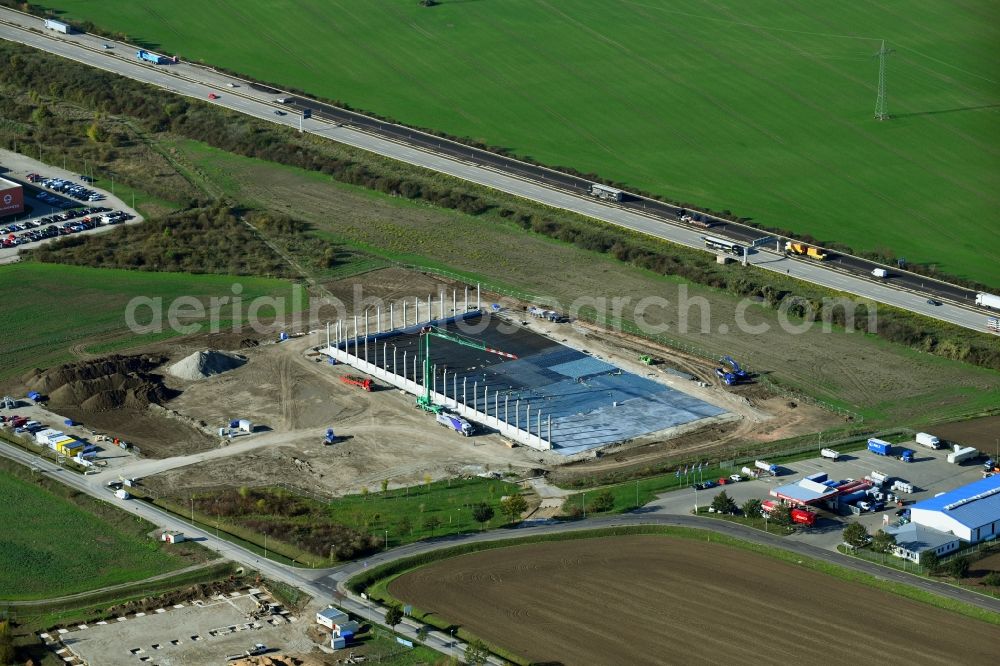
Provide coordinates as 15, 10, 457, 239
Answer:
341, 375, 373, 391
715, 367, 737, 385
416, 326, 517, 413
784, 241, 828, 261
639, 355, 658, 365
720, 356, 750, 381
324, 428, 338, 445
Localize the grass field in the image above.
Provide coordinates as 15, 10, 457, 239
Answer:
0, 263, 298, 382
0, 463, 192, 601
41, 0, 1000, 284
386, 535, 998, 665
168, 137, 1000, 427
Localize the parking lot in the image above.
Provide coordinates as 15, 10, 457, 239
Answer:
654, 436, 992, 551
0, 148, 143, 263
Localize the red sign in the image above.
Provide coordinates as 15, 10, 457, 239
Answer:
0, 184, 24, 216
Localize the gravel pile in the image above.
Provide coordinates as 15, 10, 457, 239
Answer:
168, 350, 247, 380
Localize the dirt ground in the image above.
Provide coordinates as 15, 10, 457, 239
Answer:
388, 536, 996, 666
932, 415, 1000, 452
13, 268, 837, 493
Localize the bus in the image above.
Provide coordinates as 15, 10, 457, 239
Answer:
590, 184, 623, 202
702, 235, 744, 256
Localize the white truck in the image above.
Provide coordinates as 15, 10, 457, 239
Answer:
915, 432, 941, 449
871, 268, 888, 279
436, 412, 473, 437
975, 292, 1000, 310
947, 445, 979, 464
820, 448, 841, 461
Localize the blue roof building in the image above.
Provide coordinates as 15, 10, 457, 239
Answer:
909, 475, 1000, 544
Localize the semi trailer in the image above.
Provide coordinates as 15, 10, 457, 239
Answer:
436, 412, 473, 436
947, 445, 979, 464
136, 49, 176, 65
867, 438, 892, 456
975, 292, 1000, 310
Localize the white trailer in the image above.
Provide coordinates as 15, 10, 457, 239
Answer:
976, 292, 1000, 309
590, 183, 623, 202
43, 18, 71, 34
870, 470, 889, 485
947, 445, 979, 464
915, 432, 941, 449
820, 448, 841, 461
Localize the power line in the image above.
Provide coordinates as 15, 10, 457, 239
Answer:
874, 40, 895, 121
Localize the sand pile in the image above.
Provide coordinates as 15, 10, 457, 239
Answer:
168, 349, 247, 380
23, 355, 175, 411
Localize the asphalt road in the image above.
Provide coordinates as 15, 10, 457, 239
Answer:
3, 441, 997, 644
1, 10, 996, 335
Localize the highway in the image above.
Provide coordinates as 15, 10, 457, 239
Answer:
1, 9, 996, 335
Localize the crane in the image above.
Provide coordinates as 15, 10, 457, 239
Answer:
416, 325, 518, 412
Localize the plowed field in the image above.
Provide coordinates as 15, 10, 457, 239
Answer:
389, 536, 995, 665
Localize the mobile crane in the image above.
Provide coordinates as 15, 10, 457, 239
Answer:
416, 326, 518, 412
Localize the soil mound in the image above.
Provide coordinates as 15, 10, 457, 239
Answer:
168, 349, 247, 380
22, 355, 175, 411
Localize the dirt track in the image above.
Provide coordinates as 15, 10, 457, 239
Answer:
389, 536, 996, 666
933, 415, 1000, 451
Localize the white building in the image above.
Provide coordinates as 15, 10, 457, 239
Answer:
885, 523, 961, 563
908, 475, 1000, 544
316, 606, 348, 629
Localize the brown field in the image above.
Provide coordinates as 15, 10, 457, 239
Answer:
933, 415, 1000, 451
388, 536, 996, 665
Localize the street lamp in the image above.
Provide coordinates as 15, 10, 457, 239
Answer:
384, 529, 388, 551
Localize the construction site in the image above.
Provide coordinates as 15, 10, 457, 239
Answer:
2, 269, 838, 498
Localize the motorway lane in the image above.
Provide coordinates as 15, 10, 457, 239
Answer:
0, 12, 995, 334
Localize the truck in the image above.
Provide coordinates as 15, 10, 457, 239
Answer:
136, 49, 175, 65
867, 438, 892, 456
340, 375, 373, 391
785, 241, 828, 261
915, 432, 941, 449
820, 448, 841, 461
436, 412, 473, 436
947, 445, 979, 464
871, 268, 888, 279
761, 500, 816, 526
755, 460, 778, 476
975, 292, 1000, 310
869, 470, 889, 485
898, 448, 915, 463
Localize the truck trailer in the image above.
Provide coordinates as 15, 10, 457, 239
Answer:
975, 292, 1000, 310
947, 445, 979, 464
867, 438, 892, 456
915, 432, 941, 449
436, 412, 473, 436
136, 49, 175, 65
754, 460, 778, 476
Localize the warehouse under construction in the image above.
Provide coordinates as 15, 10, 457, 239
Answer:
321, 289, 727, 454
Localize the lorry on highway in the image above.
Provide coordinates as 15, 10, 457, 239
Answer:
436, 412, 473, 436
871, 268, 889, 279
590, 183, 623, 202
867, 438, 892, 456
785, 241, 828, 261
947, 445, 979, 464
136, 49, 175, 65
915, 432, 941, 449
820, 448, 841, 461
975, 292, 1000, 310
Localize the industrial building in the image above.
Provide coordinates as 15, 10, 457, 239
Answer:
0, 175, 24, 218
907, 475, 1000, 544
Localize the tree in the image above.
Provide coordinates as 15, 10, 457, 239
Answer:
589, 489, 615, 513
500, 494, 528, 524
711, 490, 737, 515
0, 620, 13, 665
464, 638, 490, 666
948, 556, 970, 579
360, 486, 369, 501
843, 522, 870, 549
741, 498, 762, 519
384, 604, 403, 632
471, 502, 494, 530
397, 515, 413, 536
381, 479, 389, 495
871, 529, 897, 555
416, 625, 430, 643
921, 549, 940, 573
769, 502, 792, 527
423, 514, 442, 536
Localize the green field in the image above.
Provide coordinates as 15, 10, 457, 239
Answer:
40, 0, 1000, 285
0, 465, 189, 601
0, 263, 298, 381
